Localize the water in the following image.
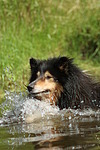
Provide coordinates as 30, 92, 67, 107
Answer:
0, 91, 100, 150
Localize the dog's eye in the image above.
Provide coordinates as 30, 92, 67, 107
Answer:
45, 76, 52, 80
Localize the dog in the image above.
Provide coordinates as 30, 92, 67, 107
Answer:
27, 56, 100, 109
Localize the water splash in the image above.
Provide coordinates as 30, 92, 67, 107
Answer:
0, 91, 100, 125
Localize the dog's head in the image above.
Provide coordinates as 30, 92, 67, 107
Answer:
27, 57, 72, 105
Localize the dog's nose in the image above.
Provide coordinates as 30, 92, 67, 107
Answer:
27, 85, 33, 92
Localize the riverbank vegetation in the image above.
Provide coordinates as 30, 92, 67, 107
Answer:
0, 0, 100, 101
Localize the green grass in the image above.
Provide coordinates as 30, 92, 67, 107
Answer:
0, 0, 100, 100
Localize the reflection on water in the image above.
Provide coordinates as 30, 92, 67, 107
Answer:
0, 91, 100, 150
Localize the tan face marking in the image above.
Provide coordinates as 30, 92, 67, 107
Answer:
33, 71, 63, 105
44, 71, 54, 82
37, 71, 40, 77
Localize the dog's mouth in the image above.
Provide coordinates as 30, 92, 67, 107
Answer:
32, 89, 50, 95
30, 89, 51, 101
28, 89, 51, 100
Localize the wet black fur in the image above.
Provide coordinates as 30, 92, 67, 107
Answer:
28, 56, 100, 109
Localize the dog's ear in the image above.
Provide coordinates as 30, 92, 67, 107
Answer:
58, 57, 68, 71
57, 56, 73, 72
30, 58, 37, 69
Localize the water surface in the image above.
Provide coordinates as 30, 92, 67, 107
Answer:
0, 91, 100, 150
